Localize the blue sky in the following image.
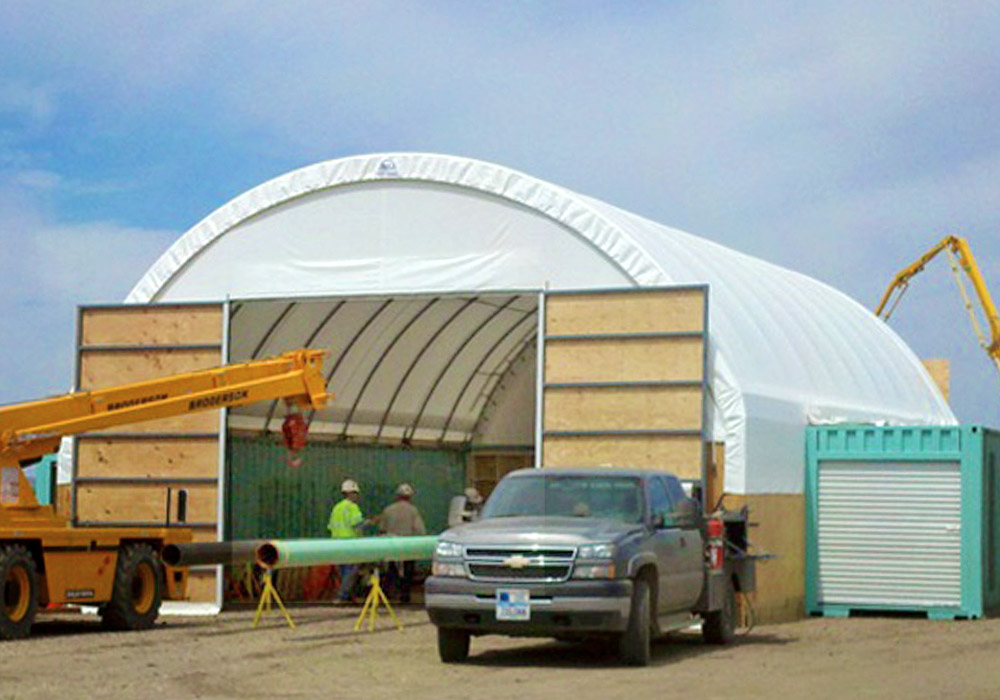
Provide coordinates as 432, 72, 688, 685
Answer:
1, 2, 998, 424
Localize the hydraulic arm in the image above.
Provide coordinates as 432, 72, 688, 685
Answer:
0, 349, 332, 639
876, 235, 1000, 382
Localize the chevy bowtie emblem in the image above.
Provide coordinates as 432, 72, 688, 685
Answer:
503, 555, 531, 569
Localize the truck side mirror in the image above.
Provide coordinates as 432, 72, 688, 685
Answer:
656, 511, 678, 528
673, 498, 701, 528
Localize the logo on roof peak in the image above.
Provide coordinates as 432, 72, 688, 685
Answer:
377, 159, 400, 178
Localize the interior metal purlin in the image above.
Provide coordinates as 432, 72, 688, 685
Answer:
339, 298, 440, 440
403, 296, 521, 443
250, 301, 296, 359
438, 308, 538, 443
375, 296, 480, 441
305, 298, 395, 428
260, 300, 347, 432
469, 331, 537, 442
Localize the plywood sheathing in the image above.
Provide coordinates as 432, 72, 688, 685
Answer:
724, 493, 805, 624
76, 483, 217, 523
542, 288, 707, 476
544, 435, 703, 478
545, 289, 705, 335
81, 306, 223, 346
76, 304, 224, 604
76, 437, 219, 479
922, 358, 951, 402
469, 451, 533, 498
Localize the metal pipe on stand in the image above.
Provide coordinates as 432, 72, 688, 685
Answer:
161, 540, 265, 568
256, 535, 438, 569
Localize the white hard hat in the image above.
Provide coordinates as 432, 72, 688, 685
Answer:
464, 487, 483, 505
396, 483, 415, 497
341, 479, 359, 494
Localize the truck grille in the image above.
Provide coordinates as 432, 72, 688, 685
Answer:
468, 564, 572, 581
464, 546, 576, 583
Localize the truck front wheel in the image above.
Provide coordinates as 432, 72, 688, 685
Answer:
437, 627, 471, 663
702, 576, 736, 645
0, 544, 39, 641
617, 577, 652, 666
102, 543, 162, 631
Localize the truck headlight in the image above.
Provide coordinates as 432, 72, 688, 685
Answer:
572, 563, 617, 579
435, 541, 463, 558
577, 543, 615, 559
432, 562, 466, 577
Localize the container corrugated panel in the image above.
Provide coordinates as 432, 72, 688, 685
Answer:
226, 436, 466, 541
985, 431, 1000, 611
817, 460, 962, 607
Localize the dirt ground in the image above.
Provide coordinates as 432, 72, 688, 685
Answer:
2, 606, 999, 700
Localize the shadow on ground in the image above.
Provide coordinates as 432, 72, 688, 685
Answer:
465, 631, 794, 669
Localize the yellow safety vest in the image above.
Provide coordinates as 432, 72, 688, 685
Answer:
328, 498, 362, 538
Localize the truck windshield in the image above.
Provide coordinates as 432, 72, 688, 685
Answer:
480, 475, 644, 523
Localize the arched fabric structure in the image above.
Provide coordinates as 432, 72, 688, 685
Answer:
127, 152, 955, 493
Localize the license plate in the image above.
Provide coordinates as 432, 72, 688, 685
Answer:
495, 588, 530, 621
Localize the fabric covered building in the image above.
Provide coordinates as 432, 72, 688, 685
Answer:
81, 153, 954, 617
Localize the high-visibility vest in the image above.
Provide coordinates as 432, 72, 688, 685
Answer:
328, 498, 362, 538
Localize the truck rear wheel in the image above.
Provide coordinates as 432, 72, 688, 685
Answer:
102, 543, 162, 631
437, 627, 470, 663
0, 544, 39, 641
617, 577, 651, 666
702, 576, 736, 645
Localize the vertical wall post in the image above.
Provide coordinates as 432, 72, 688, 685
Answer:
215, 298, 231, 610
534, 290, 546, 469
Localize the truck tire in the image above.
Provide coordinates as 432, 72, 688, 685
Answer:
102, 543, 162, 631
0, 544, 39, 641
702, 576, 736, 645
617, 577, 651, 666
437, 627, 471, 663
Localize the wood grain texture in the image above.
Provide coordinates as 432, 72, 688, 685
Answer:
724, 493, 805, 624
76, 437, 219, 479
75, 483, 217, 523
544, 336, 703, 383
546, 289, 705, 335
81, 306, 223, 347
544, 385, 702, 431
543, 435, 703, 478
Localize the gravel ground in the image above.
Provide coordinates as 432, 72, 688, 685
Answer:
1, 607, 999, 699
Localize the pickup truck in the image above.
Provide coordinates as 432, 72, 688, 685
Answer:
425, 467, 756, 666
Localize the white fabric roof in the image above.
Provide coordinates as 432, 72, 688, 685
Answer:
127, 152, 955, 493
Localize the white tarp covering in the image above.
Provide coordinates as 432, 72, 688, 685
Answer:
127, 153, 955, 493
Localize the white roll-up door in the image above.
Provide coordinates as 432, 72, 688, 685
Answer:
817, 461, 962, 608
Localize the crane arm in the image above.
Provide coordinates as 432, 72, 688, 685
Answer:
875, 234, 1000, 378
0, 349, 331, 466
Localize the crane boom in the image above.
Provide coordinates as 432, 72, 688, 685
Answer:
1, 349, 330, 466
875, 234, 1000, 380
0, 348, 333, 639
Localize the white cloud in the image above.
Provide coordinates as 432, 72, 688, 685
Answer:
0, 189, 176, 403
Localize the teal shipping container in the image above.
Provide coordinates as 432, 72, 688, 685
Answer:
806, 425, 1000, 619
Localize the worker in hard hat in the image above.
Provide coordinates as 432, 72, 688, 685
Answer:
463, 487, 484, 520
328, 478, 365, 603
377, 483, 426, 604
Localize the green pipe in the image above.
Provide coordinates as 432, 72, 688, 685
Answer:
256, 536, 439, 569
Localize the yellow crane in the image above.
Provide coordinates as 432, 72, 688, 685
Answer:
876, 234, 1000, 383
0, 349, 330, 639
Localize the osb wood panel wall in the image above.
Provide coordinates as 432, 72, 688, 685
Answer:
75, 304, 224, 604
541, 288, 707, 480
725, 493, 806, 623
468, 451, 533, 498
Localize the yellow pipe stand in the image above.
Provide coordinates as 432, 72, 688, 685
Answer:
252, 569, 296, 630
353, 568, 402, 632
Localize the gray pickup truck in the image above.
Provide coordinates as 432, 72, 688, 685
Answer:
425, 467, 756, 666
